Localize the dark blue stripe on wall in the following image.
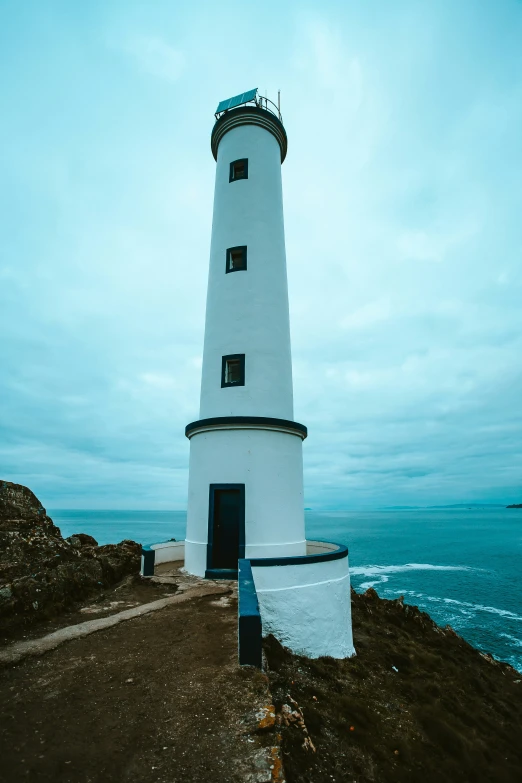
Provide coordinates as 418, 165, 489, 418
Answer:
238, 559, 262, 667
249, 542, 348, 568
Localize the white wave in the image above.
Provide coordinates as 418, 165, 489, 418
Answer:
377, 588, 522, 624
352, 564, 522, 623
500, 633, 522, 648
351, 563, 469, 590
442, 597, 522, 622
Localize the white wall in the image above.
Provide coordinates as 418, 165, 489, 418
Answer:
185, 427, 306, 577
151, 541, 185, 565
252, 554, 355, 659
199, 122, 294, 420
185, 111, 307, 579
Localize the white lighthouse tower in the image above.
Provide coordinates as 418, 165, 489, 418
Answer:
185, 90, 306, 576
183, 90, 355, 659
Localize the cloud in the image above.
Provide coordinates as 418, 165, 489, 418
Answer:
113, 33, 185, 82
140, 373, 178, 390
1, 0, 522, 509
339, 300, 392, 331
396, 223, 478, 263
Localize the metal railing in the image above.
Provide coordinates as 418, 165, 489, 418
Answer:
215, 91, 283, 123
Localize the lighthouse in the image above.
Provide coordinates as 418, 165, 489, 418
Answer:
184, 90, 306, 576
182, 90, 355, 659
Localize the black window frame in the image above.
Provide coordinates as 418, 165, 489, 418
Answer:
229, 158, 248, 182
226, 245, 247, 274
221, 354, 245, 388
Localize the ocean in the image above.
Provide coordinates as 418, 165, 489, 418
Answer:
50, 507, 522, 673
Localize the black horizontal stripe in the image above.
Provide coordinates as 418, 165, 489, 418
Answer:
211, 106, 288, 163
249, 542, 348, 567
185, 416, 307, 439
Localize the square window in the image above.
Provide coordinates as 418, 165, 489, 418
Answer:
221, 354, 245, 387
229, 158, 248, 182
226, 245, 247, 273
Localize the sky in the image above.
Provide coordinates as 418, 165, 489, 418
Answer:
1, 0, 521, 510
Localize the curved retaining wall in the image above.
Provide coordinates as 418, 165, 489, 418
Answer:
141, 541, 185, 576
185, 428, 306, 577
240, 540, 355, 663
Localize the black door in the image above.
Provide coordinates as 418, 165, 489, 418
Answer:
209, 485, 244, 570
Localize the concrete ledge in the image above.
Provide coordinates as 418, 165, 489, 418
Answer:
306, 539, 343, 555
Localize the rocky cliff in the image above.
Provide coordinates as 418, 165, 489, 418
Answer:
265, 587, 521, 783
0, 481, 140, 633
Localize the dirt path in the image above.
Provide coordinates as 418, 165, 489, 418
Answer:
0, 579, 282, 783
0, 584, 227, 665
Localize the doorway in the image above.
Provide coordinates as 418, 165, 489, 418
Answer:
206, 484, 245, 578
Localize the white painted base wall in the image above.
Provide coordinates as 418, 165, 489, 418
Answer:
185, 427, 306, 577
252, 544, 355, 659
184, 537, 308, 578
184, 540, 208, 577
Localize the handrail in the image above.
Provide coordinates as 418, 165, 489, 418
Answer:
255, 95, 282, 122
215, 94, 282, 124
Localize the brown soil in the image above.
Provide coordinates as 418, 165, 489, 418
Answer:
265, 588, 522, 783
3, 542, 521, 783
0, 571, 179, 647
0, 574, 280, 783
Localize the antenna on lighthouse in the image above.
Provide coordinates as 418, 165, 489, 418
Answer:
278, 90, 280, 117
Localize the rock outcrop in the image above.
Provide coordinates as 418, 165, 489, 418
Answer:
0, 481, 141, 633
265, 586, 522, 783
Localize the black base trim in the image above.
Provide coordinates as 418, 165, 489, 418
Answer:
205, 568, 238, 580
185, 415, 307, 439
